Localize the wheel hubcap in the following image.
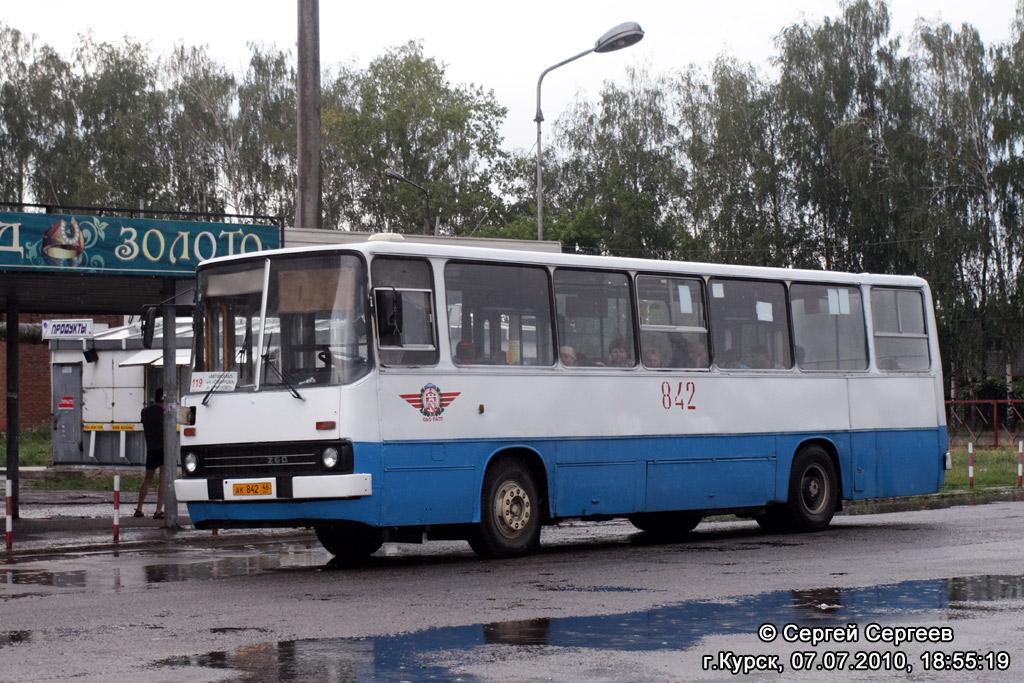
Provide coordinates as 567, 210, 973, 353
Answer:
801, 464, 828, 515
495, 480, 531, 537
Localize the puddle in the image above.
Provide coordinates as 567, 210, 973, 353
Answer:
0, 569, 87, 588
155, 573, 1024, 681
0, 545, 325, 595
0, 631, 31, 649
140, 552, 314, 584
540, 585, 648, 593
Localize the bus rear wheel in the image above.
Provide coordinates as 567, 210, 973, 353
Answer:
469, 458, 541, 559
628, 511, 702, 538
785, 446, 838, 532
314, 524, 384, 563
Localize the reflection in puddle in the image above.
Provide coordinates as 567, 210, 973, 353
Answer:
142, 546, 324, 584
0, 569, 86, 588
155, 574, 1024, 681
540, 585, 647, 593
0, 631, 31, 649
0, 546, 324, 595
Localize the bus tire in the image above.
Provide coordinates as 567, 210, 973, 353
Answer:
469, 458, 541, 559
314, 524, 384, 563
785, 446, 838, 532
628, 511, 702, 538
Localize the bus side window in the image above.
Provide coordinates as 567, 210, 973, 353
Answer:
636, 275, 709, 369
871, 288, 929, 371
554, 269, 637, 368
444, 261, 554, 366
708, 278, 791, 370
371, 258, 438, 366
791, 284, 867, 371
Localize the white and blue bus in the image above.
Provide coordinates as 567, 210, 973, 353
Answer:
174, 236, 948, 561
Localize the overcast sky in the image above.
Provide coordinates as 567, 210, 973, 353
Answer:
2, 1, 1019, 151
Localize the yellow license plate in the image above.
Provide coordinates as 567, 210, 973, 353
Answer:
232, 481, 273, 496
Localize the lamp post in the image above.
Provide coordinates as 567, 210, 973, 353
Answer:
535, 21, 644, 241
384, 168, 432, 235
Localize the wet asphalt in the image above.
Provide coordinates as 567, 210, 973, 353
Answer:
2, 468, 310, 555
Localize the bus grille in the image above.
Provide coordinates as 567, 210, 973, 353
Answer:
186, 441, 352, 479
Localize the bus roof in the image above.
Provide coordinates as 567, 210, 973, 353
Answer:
199, 235, 930, 289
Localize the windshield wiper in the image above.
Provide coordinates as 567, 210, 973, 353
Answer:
260, 332, 304, 401
262, 351, 305, 401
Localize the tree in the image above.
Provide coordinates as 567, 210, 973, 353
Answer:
775, 0, 907, 272
550, 66, 687, 257
322, 41, 507, 234
233, 43, 296, 219
919, 17, 1023, 381
73, 35, 167, 208
673, 58, 803, 267
157, 44, 236, 215
0, 24, 34, 203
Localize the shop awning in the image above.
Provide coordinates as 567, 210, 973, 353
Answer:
119, 349, 191, 367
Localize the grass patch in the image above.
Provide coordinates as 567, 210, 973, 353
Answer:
943, 445, 1022, 490
0, 425, 53, 467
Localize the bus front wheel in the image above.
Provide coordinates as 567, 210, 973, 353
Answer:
785, 446, 838, 532
469, 458, 542, 559
314, 524, 384, 563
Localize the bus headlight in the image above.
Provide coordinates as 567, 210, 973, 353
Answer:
322, 447, 340, 470
183, 452, 199, 474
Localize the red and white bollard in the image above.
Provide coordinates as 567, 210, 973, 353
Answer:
968, 442, 975, 489
113, 475, 121, 544
1018, 441, 1023, 488
5, 479, 12, 550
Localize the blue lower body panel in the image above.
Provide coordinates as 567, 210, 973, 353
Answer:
185, 427, 948, 529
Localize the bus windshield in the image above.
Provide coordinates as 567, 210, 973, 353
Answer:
193, 253, 370, 391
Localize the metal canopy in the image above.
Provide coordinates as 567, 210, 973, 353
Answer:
0, 270, 179, 315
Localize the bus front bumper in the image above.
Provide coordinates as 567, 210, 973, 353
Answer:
174, 473, 372, 502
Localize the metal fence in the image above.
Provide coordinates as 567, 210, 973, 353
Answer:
945, 400, 1024, 448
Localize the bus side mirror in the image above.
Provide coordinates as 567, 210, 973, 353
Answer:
141, 305, 158, 349
374, 289, 403, 346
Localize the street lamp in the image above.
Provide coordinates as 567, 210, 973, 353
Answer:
384, 168, 432, 235
535, 21, 644, 241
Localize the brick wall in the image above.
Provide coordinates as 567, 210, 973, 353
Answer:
0, 313, 123, 433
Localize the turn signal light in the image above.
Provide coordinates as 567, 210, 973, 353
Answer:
315, 421, 336, 430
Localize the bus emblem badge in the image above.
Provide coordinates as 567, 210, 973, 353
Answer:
400, 384, 460, 420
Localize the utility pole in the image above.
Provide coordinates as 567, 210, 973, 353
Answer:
296, 0, 322, 229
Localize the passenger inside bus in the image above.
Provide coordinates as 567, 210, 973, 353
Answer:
687, 340, 709, 367
603, 338, 632, 367
454, 340, 476, 364
751, 346, 772, 369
